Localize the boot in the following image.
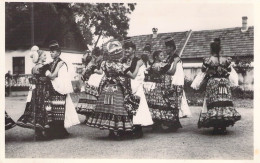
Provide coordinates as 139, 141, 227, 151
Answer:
133, 125, 143, 139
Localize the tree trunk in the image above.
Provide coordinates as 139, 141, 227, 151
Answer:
94, 30, 103, 48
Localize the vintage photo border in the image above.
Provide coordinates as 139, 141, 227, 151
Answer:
1, 0, 259, 162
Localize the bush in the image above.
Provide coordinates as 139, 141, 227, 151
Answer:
184, 78, 253, 106
231, 87, 253, 99
184, 78, 205, 106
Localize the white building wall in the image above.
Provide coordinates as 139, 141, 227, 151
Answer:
5, 50, 84, 80
5, 50, 33, 74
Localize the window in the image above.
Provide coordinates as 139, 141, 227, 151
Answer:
13, 57, 25, 75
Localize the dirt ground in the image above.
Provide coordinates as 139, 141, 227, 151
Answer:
5, 96, 253, 159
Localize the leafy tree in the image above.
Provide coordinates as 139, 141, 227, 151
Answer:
6, 2, 135, 49
70, 3, 136, 47
6, 2, 87, 50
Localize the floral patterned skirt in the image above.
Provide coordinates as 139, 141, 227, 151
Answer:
5, 111, 16, 130
17, 82, 66, 131
76, 83, 98, 116
86, 84, 133, 131
144, 82, 183, 128
198, 78, 241, 128
17, 83, 51, 130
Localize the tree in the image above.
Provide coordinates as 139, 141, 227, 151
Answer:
70, 3, 136, 47
6, 2, 87, 50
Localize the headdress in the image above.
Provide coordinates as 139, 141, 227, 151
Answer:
143, 43, 151, 53
164, 36, 176, 49
123, 37, 136, 49
30, 45, 43, 63
106, 40, 123, 61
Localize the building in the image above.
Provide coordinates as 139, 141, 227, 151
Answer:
5, 14, 88, 94
104, 17, 254, 90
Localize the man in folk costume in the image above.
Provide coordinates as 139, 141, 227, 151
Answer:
45, 40, 80, 138
123, 38, 153, 138
163, 37, 192, 119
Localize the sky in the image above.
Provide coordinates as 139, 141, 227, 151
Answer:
96, 1, 255, 47
127, 2, 254, 36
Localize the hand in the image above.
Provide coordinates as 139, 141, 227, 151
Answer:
174, 57, 181, 63
137, 60, 143, 67
40, 64, 50, 74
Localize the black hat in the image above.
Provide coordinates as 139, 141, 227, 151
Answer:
164, 36, 176, 49
143, 43, 151, 52
213, 38, 221, 44
123, 37, 136, 50
49, 40, 60, 51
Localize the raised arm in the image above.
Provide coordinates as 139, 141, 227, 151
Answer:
94, 68, 103, 75
46, 61, 65, 80
166, 58, 180, 75
125, 60, 143, 79
201, 57, 210, 72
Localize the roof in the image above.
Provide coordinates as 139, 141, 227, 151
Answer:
182, 26, 254, 58
102, 31, 190, 57
103, 26, 254, 59
6, 16, 88, 52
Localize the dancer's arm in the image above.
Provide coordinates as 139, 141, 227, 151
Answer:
125, 60, 143, 79
46, 61, 65, 80
166, 57, 180, 75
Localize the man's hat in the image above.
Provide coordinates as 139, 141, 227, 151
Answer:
164, 36, 176, 49
49, 40, 60, 51
143, 43, 151, 52
214, 38, 221, 44
123, 37, 136, 49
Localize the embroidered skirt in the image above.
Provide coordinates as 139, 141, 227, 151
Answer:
144, 81, 183, 128
76, 83, 98, 116
17, 80, 66, 130
17, 79, 51, 130
86, 84, 133, 131
198, 78, 241, 128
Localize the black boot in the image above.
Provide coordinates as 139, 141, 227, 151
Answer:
212, 127, 218, 135
221, 127, 227, 134
133, 125, 143, 139
152, 122, 162, 132
108, 130, 116, 138
115, 130, 125, 141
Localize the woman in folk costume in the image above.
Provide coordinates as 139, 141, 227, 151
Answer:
6, 111, 16, 130
16, 46, 52, 139
123, 39, 153, 138
141, 43, 153, 66
192, 38, 241, 134
44, 40, 80, 138
86, 40, 142, 140
146, 50, 169, 130
76, 48, 104, 123
148, 37, 185, 131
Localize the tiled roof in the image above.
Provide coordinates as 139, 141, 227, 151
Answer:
182, 26, 254, 58
102, 31, 190, 57
131, 31, 189, 57
103, 26, 253, 59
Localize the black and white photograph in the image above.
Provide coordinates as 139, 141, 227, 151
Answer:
2, 0, 258, 161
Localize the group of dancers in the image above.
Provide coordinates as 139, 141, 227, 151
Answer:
5, 36, 241, 140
